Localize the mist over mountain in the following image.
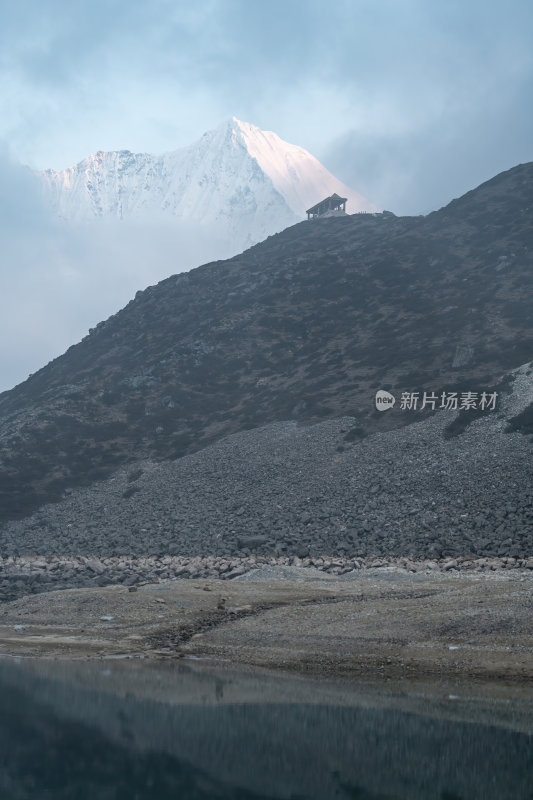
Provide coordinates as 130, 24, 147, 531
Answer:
1, 120, 376, 392
1, 161, 532, 528
38, 117, 377, 249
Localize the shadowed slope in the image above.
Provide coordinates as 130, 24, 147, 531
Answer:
0, 162, 532, 521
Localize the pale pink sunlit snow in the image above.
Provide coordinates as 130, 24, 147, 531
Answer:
38, 118, 379, 253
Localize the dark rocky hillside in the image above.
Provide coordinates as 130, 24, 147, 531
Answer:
1, 162, 532, 522
1, 361, 531, 567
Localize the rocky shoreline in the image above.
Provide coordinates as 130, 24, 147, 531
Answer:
1, 567, 531, 683
2, 552, 533, 602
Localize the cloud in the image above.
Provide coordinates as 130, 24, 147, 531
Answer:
2, 0, 532, 189
2, 0, 530, 211
0, 150, 232, 393
321, 64, 533, 215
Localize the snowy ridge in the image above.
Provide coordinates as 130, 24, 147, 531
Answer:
235, 118, 375, 218
38, 118, 378, 249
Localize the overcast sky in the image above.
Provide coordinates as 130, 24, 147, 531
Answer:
1, 0, 532, 390
3, 0, 532, 208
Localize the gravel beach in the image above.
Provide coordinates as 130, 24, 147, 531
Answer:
1, 566, 531, 683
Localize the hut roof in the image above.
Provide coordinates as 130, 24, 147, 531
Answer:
306, 193, 347, 216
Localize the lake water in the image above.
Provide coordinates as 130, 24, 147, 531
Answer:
0, 656, 531, 799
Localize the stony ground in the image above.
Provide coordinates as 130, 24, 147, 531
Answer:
1, 364, 532, 569
0, 566, 531, 683
1, 553, 533, 603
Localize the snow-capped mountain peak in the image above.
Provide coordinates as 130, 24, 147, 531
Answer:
227, 117, 375, 219
37, 119, 378, 250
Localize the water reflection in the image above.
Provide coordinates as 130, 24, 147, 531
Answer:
0, 657, 531, 799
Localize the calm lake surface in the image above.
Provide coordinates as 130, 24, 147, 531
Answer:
0, 656, 531, 799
